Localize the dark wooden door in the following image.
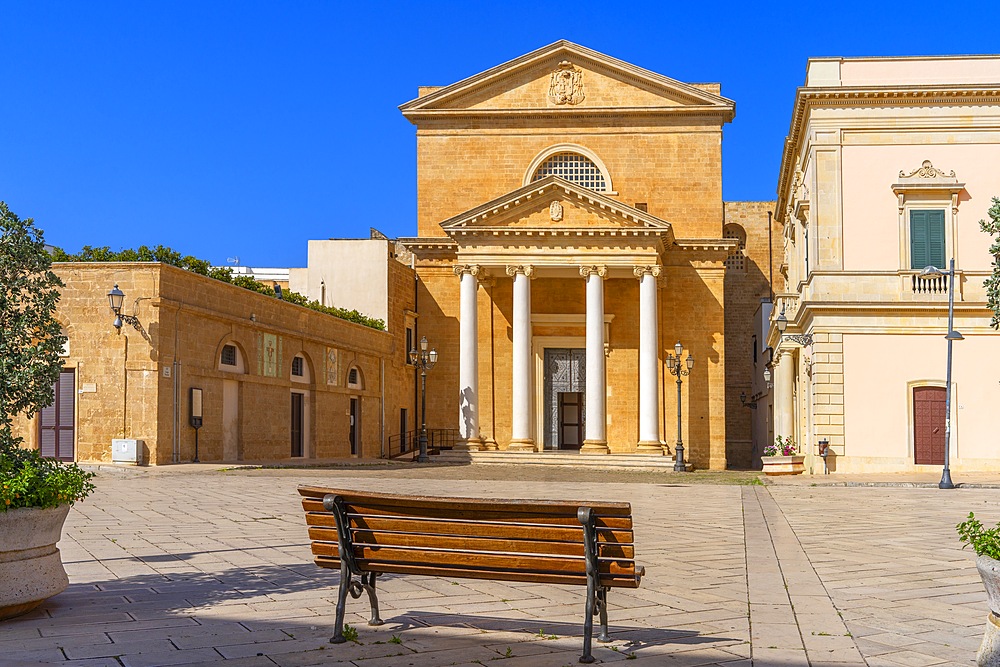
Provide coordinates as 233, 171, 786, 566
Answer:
40, 369, 75, 461
399, 408, 408, 452
350, 398, 359, 456
290, 393, 303, 457
558, 392, 583, 450
913, 386, 946, 465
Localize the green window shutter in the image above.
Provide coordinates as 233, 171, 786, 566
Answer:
927, 209, 946, 269
910, 210, 929, 269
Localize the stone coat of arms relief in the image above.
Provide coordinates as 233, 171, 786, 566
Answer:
548, 61, 586, 105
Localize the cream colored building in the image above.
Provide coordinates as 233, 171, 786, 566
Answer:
397, 41, 771, 470
767, 56, 1000, 473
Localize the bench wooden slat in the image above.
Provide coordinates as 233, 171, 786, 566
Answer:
304, 512, 634, 543
298, 486, 633, 516
312, 556, 642, 588
301, 499, 634, 529
310, 543, 639, 576
307, 526, 635, 558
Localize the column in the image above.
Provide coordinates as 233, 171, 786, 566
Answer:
455, 265, 482, 451
506, 265, 535, 451
581, 265, 609, 454
774, 349, 795, 443
635, 266, 662, 453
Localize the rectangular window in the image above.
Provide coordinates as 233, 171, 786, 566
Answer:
291, 357, 304, 377
405, 327, 414, 364
910, 209, 946, 270
221, 345, 237, 366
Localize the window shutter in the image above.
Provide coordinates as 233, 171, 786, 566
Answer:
927, 209, 946, 269
910, 211, 929, 270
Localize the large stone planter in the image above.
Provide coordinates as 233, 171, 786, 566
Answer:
977, 555, 1000, 666
0, 505, 71, 621
762, 455, 805, 476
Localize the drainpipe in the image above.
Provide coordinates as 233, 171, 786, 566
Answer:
380, 358, 385, 459
768, 210, 774, 301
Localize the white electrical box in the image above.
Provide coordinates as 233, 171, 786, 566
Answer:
111, 439, 143, 464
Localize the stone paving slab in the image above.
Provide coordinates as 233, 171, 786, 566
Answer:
1, 466, 995, 665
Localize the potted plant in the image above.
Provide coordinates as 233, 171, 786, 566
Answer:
0, 202, 96, 620
0, 443, 95, 620
957, 512, 1000, 666
761, 435, 805, 476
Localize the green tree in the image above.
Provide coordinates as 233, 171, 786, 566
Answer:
0, 202, 67, 444
981, 196, 1000, 330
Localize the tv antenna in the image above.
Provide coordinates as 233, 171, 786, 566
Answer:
227, 256, 240, 266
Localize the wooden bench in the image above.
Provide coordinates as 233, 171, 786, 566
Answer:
298, 486, 644, 664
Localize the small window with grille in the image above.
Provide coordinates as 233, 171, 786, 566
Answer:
221, 345, 237, 366
723, 224, 747, 272
291, 356, 304, 377
348, 368, 359, 386
531, 153, 608, 192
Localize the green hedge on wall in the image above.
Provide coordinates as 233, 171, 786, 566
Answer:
52, 245, 386, 331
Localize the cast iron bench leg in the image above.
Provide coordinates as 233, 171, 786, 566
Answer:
331, 560, 351, 644
363, 571, 383, 626
597, 588, 610, 643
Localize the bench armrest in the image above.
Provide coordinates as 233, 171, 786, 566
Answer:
323, 494, 362, 575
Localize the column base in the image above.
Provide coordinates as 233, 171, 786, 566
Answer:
506, 439, 536, 452
580, 440, 610, 455
635, 441, 665, 455
481, 437, 498, 451
453, 438, 483, 452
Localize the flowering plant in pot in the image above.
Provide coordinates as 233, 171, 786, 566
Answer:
761, 435, 804, 475
957, 512, 1000, 665
0, 202, 95, 620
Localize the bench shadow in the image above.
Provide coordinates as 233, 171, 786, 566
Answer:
21, 563, 738, 657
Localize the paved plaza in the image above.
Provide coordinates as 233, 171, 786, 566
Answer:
2, 464, 998, 667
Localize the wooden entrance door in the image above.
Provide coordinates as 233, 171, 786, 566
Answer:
290, 393, 304, 457
913, 386, 946, 465
40, 369, 75, 461
558, 392, 583, 449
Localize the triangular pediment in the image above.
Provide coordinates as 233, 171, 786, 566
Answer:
439, 177, 673, 236
400, 40, 734, 120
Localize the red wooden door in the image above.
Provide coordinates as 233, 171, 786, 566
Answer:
39, 369, 75, 461
913, 386, 946, 465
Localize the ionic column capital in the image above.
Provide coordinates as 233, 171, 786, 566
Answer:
454, 264, 482, 278
505, 264, 534, 278
579, 265, 608, 279
632, 265, 662, 280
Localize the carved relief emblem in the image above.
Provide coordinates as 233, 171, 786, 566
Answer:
549, 201, 563, 221
899, 160, 956, 180
548, 61, 586, 105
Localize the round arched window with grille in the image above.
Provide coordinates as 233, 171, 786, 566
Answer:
723, 224, 747, 271
531, 152, 608, 192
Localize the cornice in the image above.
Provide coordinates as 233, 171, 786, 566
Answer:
672, 239, 738, 252
402, 106, 735, 123
400, 39, 734, 124
776, 85, 1000, 219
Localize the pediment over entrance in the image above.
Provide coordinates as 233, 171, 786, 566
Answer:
439, 176, 673, 239
400, 40, 735, 121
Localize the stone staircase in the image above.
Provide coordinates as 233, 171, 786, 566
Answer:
435, 449, 686, 470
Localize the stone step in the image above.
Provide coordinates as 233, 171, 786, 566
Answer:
435, 449, 685, 470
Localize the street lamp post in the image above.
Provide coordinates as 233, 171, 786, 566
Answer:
919, 259, 963, 490
666, 341, 694, 472
409, 336, 438, 463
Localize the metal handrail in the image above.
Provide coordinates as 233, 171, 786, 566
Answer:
386, 428, 458, 460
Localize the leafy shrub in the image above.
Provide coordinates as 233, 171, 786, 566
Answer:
1, 438, 95, 511
763, 435, 796, 457
957, 512, 1000, 561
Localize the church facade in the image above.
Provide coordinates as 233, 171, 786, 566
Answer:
399, 41, 766, 470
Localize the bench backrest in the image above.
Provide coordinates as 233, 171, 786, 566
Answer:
298, 486, 642, 588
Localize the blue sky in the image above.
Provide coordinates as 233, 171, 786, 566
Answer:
3, 1, 999, 268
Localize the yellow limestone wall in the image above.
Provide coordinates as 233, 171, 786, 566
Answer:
15, 262, 415, 464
